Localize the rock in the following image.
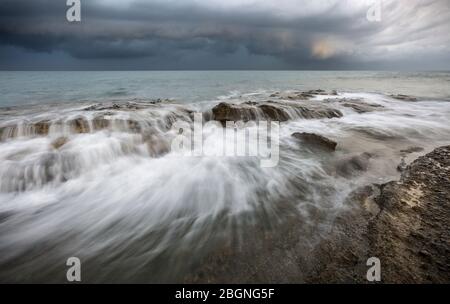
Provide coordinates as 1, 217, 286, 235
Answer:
34, 120, 51, 135
142, 132, 170, 157
400, 146, 424, 154
183, 146, 450, 283
323, 97, 384, 114
92, 115, 111, 130
341, 101, 383, 114
292, 132, 337, 151
211, 102, 291, 124
291, 105, 343, 120
0, 125, 17, 140
211, 100, 343, 125
83, 100, 170, 111
305, 89, 326, 95
397, 157, 407, 172
369, 145, 450, 283
211, 102, 258, 125
125, 119, 142, 133
390, 94, 418, 102
351, 126, 403, 141
316, 146, 450, 283
269, 89, 337, 101
258, 104, 290, 121
51, 137, 69, 149
269, 92, 280, 98
68, 117, 90, 133
335, 152, 373, 177
270, 91, 310, 100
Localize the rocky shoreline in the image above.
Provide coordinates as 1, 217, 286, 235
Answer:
0, 89, 448, 283
184, 146, 450, 283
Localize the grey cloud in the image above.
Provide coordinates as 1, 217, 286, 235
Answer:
0, 0, 449, 70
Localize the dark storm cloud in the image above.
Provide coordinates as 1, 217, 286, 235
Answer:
0, 0, 449, 70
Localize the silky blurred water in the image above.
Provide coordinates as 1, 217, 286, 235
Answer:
0, 71, 450, 282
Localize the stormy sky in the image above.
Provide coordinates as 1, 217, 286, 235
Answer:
0, 0, 449, 70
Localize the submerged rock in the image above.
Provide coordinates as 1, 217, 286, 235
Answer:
341, 101, 384, 114
397, 157, 407, 172
390, 94, 418, 102
292, 132, 337, 151
92, 115, 111, 130
142, 132, 170, 157
335, 152, 373, 177
351, 126, 403, 141
68, 117, 90, 133
324, 97, 384, 114
83, 100, 171, 111
0, 125, 17, 140
400, 146, 424, 154
34, 120, 51, 135
51, 137, 69, 149
270, 89, 338, 100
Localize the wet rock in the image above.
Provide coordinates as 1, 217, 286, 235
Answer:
211, 100, 343, 125
351, 126, 402, 141
183, 146, 450, 283
292, 105, 343, 119
314, 146, 450, 283
125, 119, 142, 133
323, 97, 384, 114
305, 89, 326, 95
390, 94, 418, 102
397, 157, 407, 172
369, 145, 450, 283
92, 115, 111, 130
51, 137, 69, 149
34, 120, 51, 135
270, 89, 337, 100
162, 108, 194, 130
292, 132, 337, 151
269, 91, 309, 100
142, 132, 170, 157
211, 102, 258, 125
400, 146, 424, 154
258, 104, 290, 121
211, 102, 292, 124
0, 125, 17, 140
269, 92, 280, 98
68, 117, 90, 133
341, 101, 383, 114
335, 152, 373, 177
83, 100, 170, 111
